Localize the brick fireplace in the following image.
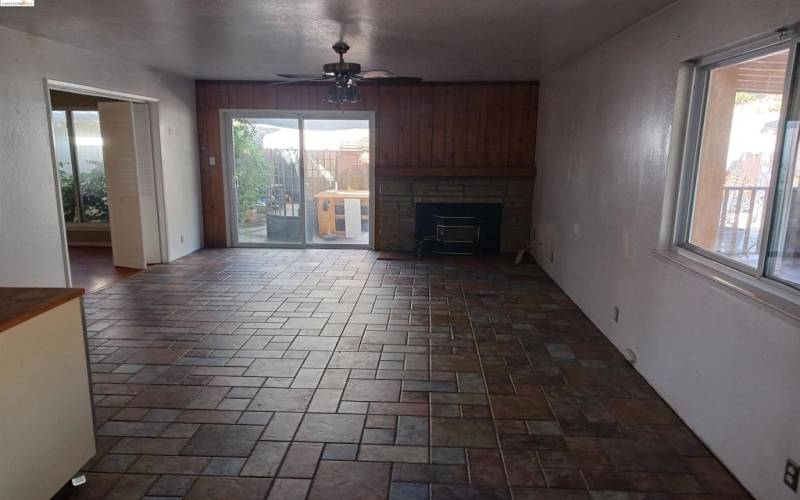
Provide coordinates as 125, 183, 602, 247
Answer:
377, 177, 533, 252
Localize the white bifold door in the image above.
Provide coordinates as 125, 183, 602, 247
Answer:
98, 102, 160, 269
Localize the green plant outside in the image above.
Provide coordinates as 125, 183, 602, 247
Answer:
59, 161, 77, 223
59, 159, 108, 223
80, 161, 109, 222
233, 119, 274, 223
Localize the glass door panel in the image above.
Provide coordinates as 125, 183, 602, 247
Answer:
303, 119, 370, 245
232, 117, 302, 245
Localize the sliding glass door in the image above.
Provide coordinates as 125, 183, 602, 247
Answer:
225, 112, 373, 248
231, 117, 302, 245
303, 119, 371, 245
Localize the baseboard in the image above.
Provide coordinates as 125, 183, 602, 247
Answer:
67, 242, 112, 248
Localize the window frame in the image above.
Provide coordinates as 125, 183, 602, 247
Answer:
674, 30, 800, 296
53, 107, 108, 225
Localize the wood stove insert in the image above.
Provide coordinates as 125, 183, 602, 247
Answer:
415, 203, 502, 255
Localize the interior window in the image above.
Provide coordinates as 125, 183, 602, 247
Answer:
52, 110, 78, 223
72, 111, 108, 223
53, 109, 108, 224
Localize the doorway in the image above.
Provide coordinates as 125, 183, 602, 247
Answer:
48, 86, 165, 291
223, 111, 374, 248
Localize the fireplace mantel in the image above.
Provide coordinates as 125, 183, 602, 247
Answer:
379, 166, 535, 178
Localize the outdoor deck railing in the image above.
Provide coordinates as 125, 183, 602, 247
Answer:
716, 186, 769, 257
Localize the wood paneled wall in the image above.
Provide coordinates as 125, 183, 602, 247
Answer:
196, 81, 538, 247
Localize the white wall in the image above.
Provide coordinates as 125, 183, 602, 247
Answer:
0, 26, 202, 287
532, 1, 800, 499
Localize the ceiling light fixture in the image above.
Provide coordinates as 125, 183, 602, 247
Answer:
273, 41, 420, 105
326, 76, 360, 104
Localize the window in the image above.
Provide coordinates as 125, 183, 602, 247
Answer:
679, 35, 800, 291
52, 110, 76, 223
52, 110, 108, 224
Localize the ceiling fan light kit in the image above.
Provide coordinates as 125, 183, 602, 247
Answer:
275, 41, 421, 105
326, 79, 360, 104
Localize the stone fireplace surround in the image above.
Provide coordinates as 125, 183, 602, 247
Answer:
376, 176, 534, 252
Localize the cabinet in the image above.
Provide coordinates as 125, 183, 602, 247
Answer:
313, 190, 369, 240
0, 288, 95, 500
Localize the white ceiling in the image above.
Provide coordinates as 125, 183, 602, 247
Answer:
0, 0, 677, 81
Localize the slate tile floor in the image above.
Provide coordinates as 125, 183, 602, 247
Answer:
55, 249, 750, 499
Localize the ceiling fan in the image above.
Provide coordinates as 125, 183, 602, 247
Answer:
273, 41, 422, 104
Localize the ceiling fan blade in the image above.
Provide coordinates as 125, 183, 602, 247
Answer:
276, 73, 329, 79
356, 69, 398, 79
267, 77, 329, 86
356, 70, 422, 83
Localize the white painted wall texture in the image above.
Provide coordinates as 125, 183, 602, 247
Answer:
0, 26, 202, 286
532, 1, 800, 498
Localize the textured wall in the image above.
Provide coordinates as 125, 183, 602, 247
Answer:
531, 1, 800, 498
0, 26, 203, 286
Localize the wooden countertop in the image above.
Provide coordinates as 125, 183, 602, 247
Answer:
0, 288, 84, 333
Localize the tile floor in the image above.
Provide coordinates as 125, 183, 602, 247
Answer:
56, 248, 750, 499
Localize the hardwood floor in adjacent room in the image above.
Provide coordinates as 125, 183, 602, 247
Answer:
68, 246, 140, 293
55, 248, 750, 499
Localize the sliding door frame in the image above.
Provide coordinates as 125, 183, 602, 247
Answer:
220, 109, 376, 249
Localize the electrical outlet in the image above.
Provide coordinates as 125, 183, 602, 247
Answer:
785, 458, 799, 492
180, 234, 185, 244
549, 251, 554, 264
613, 306, 620, 323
